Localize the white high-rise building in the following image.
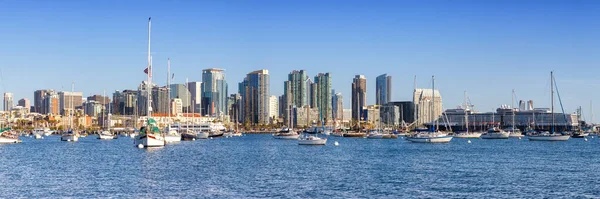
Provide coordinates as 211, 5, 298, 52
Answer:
171, 98, 183, 116
413, 88, 443, 125
187, 81, 202, 113
269, 95, 278, 119
3, 92, 13, 111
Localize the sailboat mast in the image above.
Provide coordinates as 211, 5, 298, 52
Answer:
104, 89, 106, 130
70, 81, 74, 130
167, 58, 171, 119
464, 90, 468, 132
147, 17, 152, 118
512, 89, 515, 130
432, 75, 437, 131
551, 71, 554, 133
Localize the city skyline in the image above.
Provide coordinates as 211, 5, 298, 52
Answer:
0, 1, 598, 117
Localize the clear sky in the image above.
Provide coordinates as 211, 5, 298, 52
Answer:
1, 0, 599, 121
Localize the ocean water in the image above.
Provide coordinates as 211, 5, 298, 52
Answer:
1, 134, 599, 198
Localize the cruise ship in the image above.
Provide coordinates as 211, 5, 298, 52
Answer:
169, 122, 226, 133
430, 105, 579, 132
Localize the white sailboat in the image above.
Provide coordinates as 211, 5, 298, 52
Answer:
406, 76, 453, 143
529, 71, 570, 141
163, 60, 181, 143
454, 91, 482, 138
507, 89, 524, 138
298, 106, 327, 145
134, 17, 165, 148
98, 90, 115, 140
61, 81, 79, 142
274, 105, 299, 140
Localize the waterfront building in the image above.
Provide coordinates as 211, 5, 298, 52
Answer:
314, 73, 332, 123
87, 95, 110, 105
352, 75, 367, 123
84, 100, 103, 117
171, 98, 183, 116
240, 69, 270, 125
202, 68, 228, 117
187, 81, 202, 113
269, 95, 278, 121
4, 92, 13, 111
43, 92, 59, 115
59, 91, 83, 116
34, 89, 54, 113
386, 101, 416, 125
376, 74, 392, 105
286, 70, 308, 108
380, 104, 400, 127
18, 98, 30, 110
228, 94, 242, 123
363, 105, 381, 126
113, 90, 137, 115
413, 88, 443, 125
308, 80, 317, 108
170, 84, 191, 112
332, 91, 343, 120
152, 86, 170, 114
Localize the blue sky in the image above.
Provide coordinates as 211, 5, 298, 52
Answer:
1, 0, 599, 120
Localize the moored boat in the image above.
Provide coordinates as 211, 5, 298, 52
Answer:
298, 134, 327, 145
481, 127, 510, 139
0, 128, 21, 144
273, 127, 299, 140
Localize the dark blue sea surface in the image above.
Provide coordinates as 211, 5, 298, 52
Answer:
1, 135, 599, 198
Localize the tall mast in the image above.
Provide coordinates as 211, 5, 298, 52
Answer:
104, 89, 106, 130
551, 71, 554, 133
413, 75, 417, 126
512, 89, 515, 131
464, 90, 468, 132
147, 17, 152, 118
70, 81, 74, 130
167, 58, 171, 119
432, 75, 437, 132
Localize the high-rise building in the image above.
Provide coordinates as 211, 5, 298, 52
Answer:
413, 89, 443, 125
240, 69, 270, 124
351, 75, 367, 122
314, 73, 332, 122
170, 84, 191, 112
269, 95, 278, 120
171, 98, 183, 115
43, 92, 59, 115
113, 90, 138, 115
58, 91, 83, 116
332, 92, 343, 120
3, 92, 13, 111
286, 70, 308, 108
18, 98, 31, 110
152, 86, 170, 114
87, 95, 110, 105
84, 100, 103, 117
202, 68, 228, 117
376, 74, 392, 105
34, 89, 53, 113
187, 81, 202, 113
229, 94, 242, 123
386, 101, 415, 124
282, 81, 293, 125
309, 80, 317, 108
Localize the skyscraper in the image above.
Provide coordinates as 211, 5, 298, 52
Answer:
152, 86, 170, 114
269, 95, 278, 120
187, 81, 202, 113
3, 92, 13, 111
34, 89, 53, 113
332, 91, 343, 120
309, 80, 317, 108
18, 98, 31, 109
170, 84, 191, 112
314, 73, 332, 122
376, 74, 392, 105
413, 88, 443, 125
114, 90, 137, 115
87, 95, 110, 105
351, 75, 367, 122
202, 68, 228, 117
240, 69, 270, 124
43, 93, 59, 115
287, 70, 307, 108
58, 91, 83, 116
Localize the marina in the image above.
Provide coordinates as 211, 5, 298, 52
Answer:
1, 134, 600, 198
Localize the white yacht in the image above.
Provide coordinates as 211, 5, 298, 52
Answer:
163, 127, 181, 143
506, 127, 524, 138
481, 127, 510, 139
453, 92, 482, 139
273, 127, 300, 140
61, 82, 79, 142
528, 72, 570, 142
298, 134, 327, 145
367, 130, 385, 139
406, 76, 453, 144
98, 130, 115, 140
0, 129, 21, 144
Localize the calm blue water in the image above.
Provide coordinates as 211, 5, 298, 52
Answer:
1, 135, 599, 198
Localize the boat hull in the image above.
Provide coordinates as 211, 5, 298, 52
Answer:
453, 133, 482, 138
367, 134, 384, 139
164, 134, 181, 143
61, 135, 79, 142
134, 134, 165, 147
0, 137, 20, 144
273, 134, 299, 140
571, 133, 589, 138
34, 134, 43, 139
343, 133, 366, 137
181, 132, 196, 141
509, 133, 525, 138
196, 132, 209, 139
98, 134, 115, 140
528, 135, 570, 141
298, 138, 327, 145
406, 136, 453, 143
481, 133, 510, 139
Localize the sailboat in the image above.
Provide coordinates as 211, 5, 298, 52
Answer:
454, 91, 482, 138
61, 82, 80, 142
133, 17, 166, 148
529, 71, 570, 141
406, 76, 453, 143
163, 61, 181, 143
505, 89, 524, 138
274, 105, 299, 140
98, 90, 115, 140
